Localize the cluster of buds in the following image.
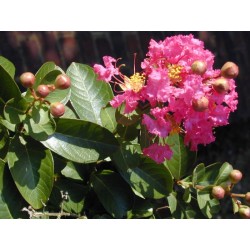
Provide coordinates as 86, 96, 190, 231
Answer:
19, 72, 71, 117
210, 169, 250, 218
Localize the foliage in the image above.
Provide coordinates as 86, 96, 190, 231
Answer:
0, 52, 248, 219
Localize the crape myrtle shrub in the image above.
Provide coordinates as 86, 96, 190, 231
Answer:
0, 33, 250, 219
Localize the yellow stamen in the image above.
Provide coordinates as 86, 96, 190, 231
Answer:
167, 64, 183, 85
122, 73, 145, 92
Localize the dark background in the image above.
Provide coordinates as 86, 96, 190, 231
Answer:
0, 31, 249, 217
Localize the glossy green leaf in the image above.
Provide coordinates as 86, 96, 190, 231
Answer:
164, 134, 196, 180
0, 159, 27, 218
214, 162, 233, 185
23, 104, 56, 141
117, 123, 139, 141
61, 162, 85, 181
61, 106, 78, 119
4, 97, 29, 124
0, 56, 15, 78
90, 170, 134, 218
49, 178, 89, 214
192, 163, 205, 186
127, 197, 153, 219
41, 118, 119, 163
67, 63, 113, 125
100, 106, 117, 133
7, 136, 54, 209
197, 190, 220, 218
34, 62, 63, 87
0, 117, 16, 132
113, 146, 173, 199
199, 162, 224, 186
0, 124, 9, 160
0, 64, 21, 103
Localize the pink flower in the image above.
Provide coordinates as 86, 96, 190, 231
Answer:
142, 107, 171, 138
143, 144, 173, 164
110, 90, 141, 114
93, 56, 119, 82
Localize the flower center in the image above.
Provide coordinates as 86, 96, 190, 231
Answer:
165, 113, 182, 135
167, 64, 183, 85
122, 73, 145, 92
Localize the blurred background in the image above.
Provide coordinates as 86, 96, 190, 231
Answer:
0, 31, 249, 217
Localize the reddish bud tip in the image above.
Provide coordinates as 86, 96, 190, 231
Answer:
20, 72, 35, 88
221, 61, 239, 79
54, 74, 71, 90
50, 102, 65, 117
229, 169, 243, 184
212, 186, 225, 200
212, 77, 230, 94
192, 96, 209, 112
36, 85, 50, 98
191, 60, 207, 75
239, 206, 250, 219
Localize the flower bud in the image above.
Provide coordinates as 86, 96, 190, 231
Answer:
36, 85, 50, 98
54, 74, 71, 90
50, 102, 65, 117
211, 186, 225, 200
191, 60, 207, 75
245, 192, 250, 203
239, 206, 250, 219
221, 61, 239, 79
212, 77, 230, 94
192, 96, 209, 112
20, 72, 35, 88
229, 169, 243, 184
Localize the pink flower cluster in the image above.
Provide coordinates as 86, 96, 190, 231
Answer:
94, 34, 238, 164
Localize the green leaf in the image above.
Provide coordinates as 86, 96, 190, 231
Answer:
232, 198, 239, 214
127, 197, 153, 219
0, 56, 15, 78
49, 178, 89, 214
164, 134, 196, 180
23, 104, 56, 141
4, 97, 29, 124
61, 106, 78, 119
61, 161, 85, 181
0, 64, 21, 103
117, 123, 139, 141
67, 63, 113, 125
167, 193, 185, 219
41, 118, 119, 163
26, 62, 70, 104
115, 104, 141, 126
34, 62, 63, 87
90, 170, 134, 218
214, 162, 233, 185
0, 117, 16, 132
7, 136, 54, 209
113, 146, 173, 199
100, 106, 117, 133
0, 159, 27, 218
183, 188, 191, 203
192, 163, 205, 186
199, 162, 225, 186
197, 190, 220, 218
0, 124, 9, 160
